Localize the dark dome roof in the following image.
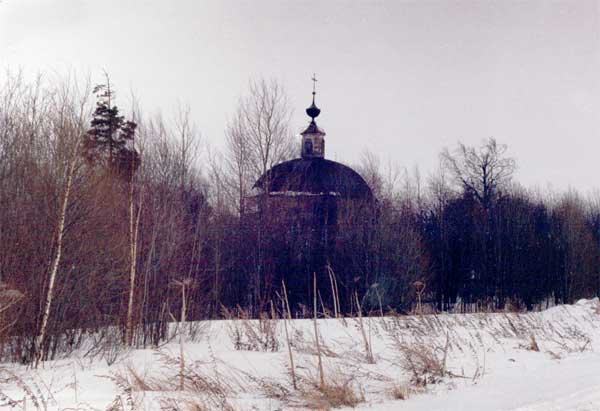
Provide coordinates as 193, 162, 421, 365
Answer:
253, 158, 373, 200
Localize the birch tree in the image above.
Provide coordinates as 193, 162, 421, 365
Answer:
125, 142, 143, 347
225, 78, 295, 199
35, 82, 90, 366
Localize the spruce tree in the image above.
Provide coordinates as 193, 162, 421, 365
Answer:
84, 78, 140, 176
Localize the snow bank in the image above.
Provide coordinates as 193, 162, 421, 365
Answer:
1, 299, 600, 410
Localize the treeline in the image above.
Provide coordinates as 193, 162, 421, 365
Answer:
0, 73, 599, 363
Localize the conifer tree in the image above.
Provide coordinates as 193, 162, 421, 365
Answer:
83, 76, 140, 176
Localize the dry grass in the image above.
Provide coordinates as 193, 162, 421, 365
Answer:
387, 321, 450, 388
290, 328, 339, 358
396, 342, 447, 386
117, 365, 163, 392
388, 303, 596, 356
315, 380, 364, 409
354, 293, 375, 364
292, 372, 365, 410
243, 354, 365, 411
223, 307, 280, 352
157, 396, 216, 411
528, 334, 540, 352
245, 374, 291, 402
0, 367, 49, 411
387, 382, 410, 401
106, 350, 238, 411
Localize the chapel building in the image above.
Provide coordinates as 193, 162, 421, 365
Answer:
248, 82, 375, 305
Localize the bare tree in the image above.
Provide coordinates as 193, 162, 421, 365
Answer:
225, 78, 295, 204
356, 150, 385, 200
174, 104, 201, 190
36, 140, 79, 366
225, 108, 252, 216
134, 109, 207, 344
35, 79, 90, 366
125, 144, 143, 347
441, 138, 516, 209
0, 284, 23, 340
222, 79, 295, 311
553, 191, 599, 302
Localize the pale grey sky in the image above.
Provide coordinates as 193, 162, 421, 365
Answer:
2, 0, 599, 191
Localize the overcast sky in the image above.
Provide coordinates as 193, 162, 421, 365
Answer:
1, 0, 599, 192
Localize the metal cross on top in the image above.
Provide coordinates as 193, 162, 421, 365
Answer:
311, 73, 318, 94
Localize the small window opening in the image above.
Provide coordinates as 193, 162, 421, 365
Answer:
304, 140, 313, 155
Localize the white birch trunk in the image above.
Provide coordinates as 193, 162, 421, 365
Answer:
125, 179, 142, 346
35, 142, 79, 367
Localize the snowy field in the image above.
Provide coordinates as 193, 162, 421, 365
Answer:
1, 299, 600, 410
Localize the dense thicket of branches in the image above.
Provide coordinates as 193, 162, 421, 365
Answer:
0, 74, 599, 363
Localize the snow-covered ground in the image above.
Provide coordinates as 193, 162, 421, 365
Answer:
2, 299, 599, 410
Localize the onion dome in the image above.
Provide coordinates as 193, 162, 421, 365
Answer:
306, 95, 321, 120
